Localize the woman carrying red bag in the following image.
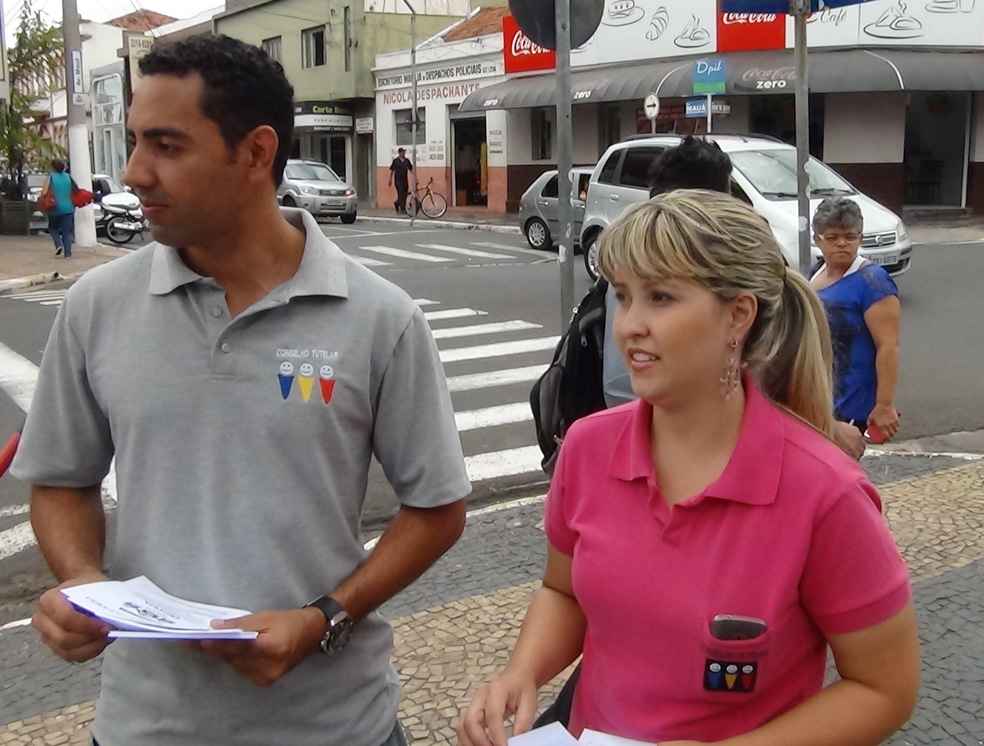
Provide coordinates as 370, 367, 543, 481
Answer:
39, 159, 77, 258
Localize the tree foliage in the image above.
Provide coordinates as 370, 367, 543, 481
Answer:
0, 0, 65, 199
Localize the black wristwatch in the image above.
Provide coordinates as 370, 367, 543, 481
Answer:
305, 596, 354, 655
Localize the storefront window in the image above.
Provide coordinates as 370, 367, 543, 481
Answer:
395, 108, 426, 146
599, 104, 621, 153
531, 108, 552, 161
302, 26, 326, 68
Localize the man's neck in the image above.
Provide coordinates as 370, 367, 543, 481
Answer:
181, 200, 306, 317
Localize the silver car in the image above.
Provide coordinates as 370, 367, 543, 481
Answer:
278, 159, 358, 224
518, 168, 593, 250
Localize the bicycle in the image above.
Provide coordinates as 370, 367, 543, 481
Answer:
406, 177, 448, 219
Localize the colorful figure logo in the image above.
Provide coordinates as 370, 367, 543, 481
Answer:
278, 362, 295, 400
319, 365, 335, 404
704, 659, 757, 692
298, 362, 315, 402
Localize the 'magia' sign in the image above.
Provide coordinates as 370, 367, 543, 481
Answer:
503, 15, 556, 74
717, 11, 785, 52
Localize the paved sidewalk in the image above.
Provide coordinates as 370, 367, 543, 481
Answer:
0, 235, 129, 289
2, 453, 984, 744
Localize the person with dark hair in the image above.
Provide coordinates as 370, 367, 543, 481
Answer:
41, 158, 76, 257
602, 137, 734, 407
810, 196, 901, 448
389, 147, 413, 214
15, 33, 470, 746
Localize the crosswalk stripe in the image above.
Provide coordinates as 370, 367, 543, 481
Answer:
358, 245, 453, 263
416, 243, 514, 260
424, 308, 488, 322
413, 298, 438, 307
472, 241, 551, 259
351, 255, 391, 267
465, 445, 543, 482
446, 365, 545, 393
432, 320, 540, 340
39, 300, 64, 306
6, 291, 66, 300
440, 336, 560, 364
455, 402, 532, 432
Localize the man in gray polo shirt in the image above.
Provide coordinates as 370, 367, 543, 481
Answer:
13, 35, 470, 746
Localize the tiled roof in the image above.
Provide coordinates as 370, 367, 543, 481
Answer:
106, 9, 177, 31
442, 6, 510, 42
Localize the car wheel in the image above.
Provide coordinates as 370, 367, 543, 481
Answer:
282, 195, 296, 207
340, 212, 357, 224
582, 233, 600, 280
524, 217, 551, 250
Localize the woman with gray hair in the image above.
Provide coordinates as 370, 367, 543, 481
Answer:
810, 197, 901, 450
459, 191, 917, 746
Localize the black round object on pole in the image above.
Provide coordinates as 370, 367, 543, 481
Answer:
508, 0, 603, 50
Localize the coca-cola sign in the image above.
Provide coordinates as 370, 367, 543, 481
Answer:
503, 15, 556, 75
737, 66, 796, 91
717, 10, 785, 52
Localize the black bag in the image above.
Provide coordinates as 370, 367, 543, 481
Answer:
532, 663, 582, 729
530, 279, 610, 475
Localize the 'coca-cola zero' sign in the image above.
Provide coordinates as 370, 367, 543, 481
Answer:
503, 15, 556, 74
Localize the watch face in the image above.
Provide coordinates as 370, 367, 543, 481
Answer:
324, 618, 353, 653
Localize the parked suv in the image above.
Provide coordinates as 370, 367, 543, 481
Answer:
579, 134, 913, 279
278, 159, 358, 224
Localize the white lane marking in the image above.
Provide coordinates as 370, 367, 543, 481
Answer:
472, 241, 552, 258
465, 446, 543, 482
351, 255, 392, 267
0, 504, 29, 518
413, 298, 438, 307
361, 493, 546, 551
440, 336, 560, 364
864, 449, 984, 461
446, 365, 545, 393
358, 245, 453, 263
431, 320, 541, 340
0, 521, 39, 562
0, 341, 39, 412
455, 402, 532, 432
0, 618, 32, 633
424, 308, 489, 322
6, 291, 67, 300
39, 300, 64, 306
417, 243, 514, 260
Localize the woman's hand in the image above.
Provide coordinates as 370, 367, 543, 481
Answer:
832, 421, 866, 461
458, 669, 539, 746
867, 404, 900, 442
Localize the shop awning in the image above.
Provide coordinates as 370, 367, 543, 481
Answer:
458, 48, 984, 111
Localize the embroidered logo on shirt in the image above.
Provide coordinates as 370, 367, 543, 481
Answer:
276, 349, 339, 404
278, 362, 295, 400
704, 660, 757, 692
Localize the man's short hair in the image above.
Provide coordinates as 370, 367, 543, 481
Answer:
51, 159, 66, 173
648, 136, 733, 197
138, 34, 295, 187
397, 148, 406, 154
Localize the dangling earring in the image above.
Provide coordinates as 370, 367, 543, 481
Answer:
720, 339, 741, 399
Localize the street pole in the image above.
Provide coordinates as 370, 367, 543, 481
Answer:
402, 0, 418, 222
63, 0, 96, 247
792, 0, 811, 275
706, 93, 712, 133
555, 0, 575, 326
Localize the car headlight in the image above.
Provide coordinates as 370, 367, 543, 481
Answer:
344, 188, 355, 197
896, 222, 908, 242
300, 186, 318, 195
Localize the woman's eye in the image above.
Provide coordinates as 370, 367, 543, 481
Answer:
651, 291, 671, 303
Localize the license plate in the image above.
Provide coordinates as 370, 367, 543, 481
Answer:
325, 200, 345, 208
873, 254, 899, 266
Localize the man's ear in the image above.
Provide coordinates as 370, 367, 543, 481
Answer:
241, 125, 280, 184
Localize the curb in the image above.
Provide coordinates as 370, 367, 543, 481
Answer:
357, 215, 521, 234
0, 271, 60, 293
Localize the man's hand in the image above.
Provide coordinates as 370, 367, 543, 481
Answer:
832, 420, 866, 461
867, 403, 900, 442
185, 607, 325, 686
33, 571, 113, 662
388, 177, 393, 188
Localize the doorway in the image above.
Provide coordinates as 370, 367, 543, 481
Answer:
749, 94, 825, 158
903, 92, 970, 206
451, 116, 487, 207
316, 134, 349, 181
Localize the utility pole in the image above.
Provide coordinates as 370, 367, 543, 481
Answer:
402, 0, 417, 221
62, 0, 96, 247
791, 0, 811, 275
555, 0, 574, 325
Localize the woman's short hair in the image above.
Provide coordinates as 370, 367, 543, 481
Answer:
812, 196, 863, 235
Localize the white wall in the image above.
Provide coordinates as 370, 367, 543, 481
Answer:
81, 23, 124, 89
823, 92, 906, 163
364, 0, 469, 14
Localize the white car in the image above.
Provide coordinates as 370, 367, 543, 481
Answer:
579, 134, 913, 280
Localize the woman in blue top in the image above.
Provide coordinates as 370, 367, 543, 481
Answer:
810, 197, 901, 450
42, 159, 75, 257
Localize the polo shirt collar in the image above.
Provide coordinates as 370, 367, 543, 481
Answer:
609, 373, 784, 506
149, 207, 348, 299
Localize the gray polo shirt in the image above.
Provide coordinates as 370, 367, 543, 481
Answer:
13, 208, 472, 746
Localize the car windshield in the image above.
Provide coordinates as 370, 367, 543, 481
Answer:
729, 149, 856, 200
286, 162, 340, 182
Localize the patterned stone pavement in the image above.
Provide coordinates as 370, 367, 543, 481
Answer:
2, 453, 984, 745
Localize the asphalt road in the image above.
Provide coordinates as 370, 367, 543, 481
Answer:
0, 226, 980, 624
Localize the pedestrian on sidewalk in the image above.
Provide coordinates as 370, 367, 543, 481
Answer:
41, 159, 75, 258
460, 191, 919, 746
810, 196, 902, 447
13, 34, 470, 746
389, 147, 413, 214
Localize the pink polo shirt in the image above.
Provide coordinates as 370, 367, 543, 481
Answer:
545, 378, 911, 743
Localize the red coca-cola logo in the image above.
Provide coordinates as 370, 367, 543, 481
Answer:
722, 13, 778, 24
503, 15, 556, 74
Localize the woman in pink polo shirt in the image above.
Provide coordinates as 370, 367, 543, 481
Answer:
459, 191, 918, 746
